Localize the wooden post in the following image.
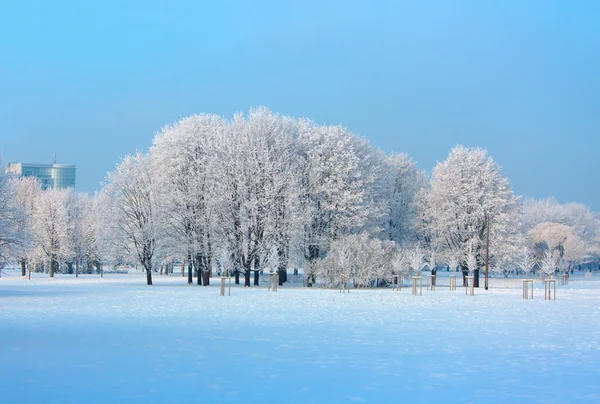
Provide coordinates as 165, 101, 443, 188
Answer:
465, 276, 475, 296
412, 276, 422, 296
268, 272, 278, 292
427, 275, 436, 291
449, 275, 456, 291
220, 277, 232, 296
522, 279, 534, 299
544, 279, 556, 300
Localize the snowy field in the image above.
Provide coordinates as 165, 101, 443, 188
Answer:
1, 271, 600, 403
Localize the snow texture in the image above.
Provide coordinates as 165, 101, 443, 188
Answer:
1, 271, 599, 403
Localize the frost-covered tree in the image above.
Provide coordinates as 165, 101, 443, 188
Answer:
417, 145, 520, 287
407, 245, 425, 274
539, 249, 559, 278
317, 232, 393, 288
80, 194, 101, 274
446, 255, 460, 273
217, 109, 302, 286
102, 153, 158, 285
150, 114, 226, 286
516, 248, 537, 279
64, 191, 92, 276
530, 222, 585, 271
464, 246, 478, 278
0, 166, 26, 271
31, 188, 71, 277
391, 249, 410, 279
10, 176, 40, 276
381, 153, 426, 244
523, 198, 599, 258
297, 120, 382, 286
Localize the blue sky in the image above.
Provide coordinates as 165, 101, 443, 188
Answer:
1, 1, 598, 209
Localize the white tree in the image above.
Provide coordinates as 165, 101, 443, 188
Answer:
317, 238, 352, 287
523, 198, 599, 245
102, 153, 158, 285
407, 245, 425, 275
317, 232, 391, 288
417, 145, 520, 287
31, 188, 71, 277
464, 245, 478, 276
218, 109, 302, 286
150, 113, 226, 286
297, 119, 383, 286
530, 222, 585, 271
64, 191, 95, 277
381, 153, 426, 243
539, 249, 559, 278
0, 166, 26, 272
446, 255, 460, 273
516, 248, 537, 279
10, 176, 40, 276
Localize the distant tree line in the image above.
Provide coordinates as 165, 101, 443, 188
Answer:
1, 108, 599, 286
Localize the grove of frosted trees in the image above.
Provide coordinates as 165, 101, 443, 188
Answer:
1, 108, 599, 286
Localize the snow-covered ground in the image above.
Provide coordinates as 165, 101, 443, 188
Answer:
1, 271, 599, 403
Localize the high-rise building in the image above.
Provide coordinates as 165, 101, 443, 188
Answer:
6, 162, 76, 190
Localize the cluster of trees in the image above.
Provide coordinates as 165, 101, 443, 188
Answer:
0, 175, 100, 278
1, 108, 599, 286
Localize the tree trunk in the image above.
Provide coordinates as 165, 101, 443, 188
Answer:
20, 259, 26, 277
244, 270, 251, 287
253, 255, 260, 286
234, 269, 240, 284
206, 231, 213, 280
49, 259, 57, 278
181, 259, 185, 277
474, 269, 480, 288
187, 259, 193, 285
253, 270, 260, 286
306, 245, 319, 287
196, 254, 203, 286
146, 268, 153, 285
75, 258, 79, 278
203, 256, 210, 286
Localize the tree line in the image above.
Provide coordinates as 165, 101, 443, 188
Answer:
1, 108, 599, 286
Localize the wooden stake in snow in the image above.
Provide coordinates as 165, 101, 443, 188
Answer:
544, 279, 556, 300
465, 276, 475, 296
220, 276, 232, 296
559, 274, 568, 285
412, 276, 422, 296
426, 275, 436, 291
268, 272, 279, 292
522, 279, 534, 299
340, 273, 350, 293
449, 275, 456, 291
